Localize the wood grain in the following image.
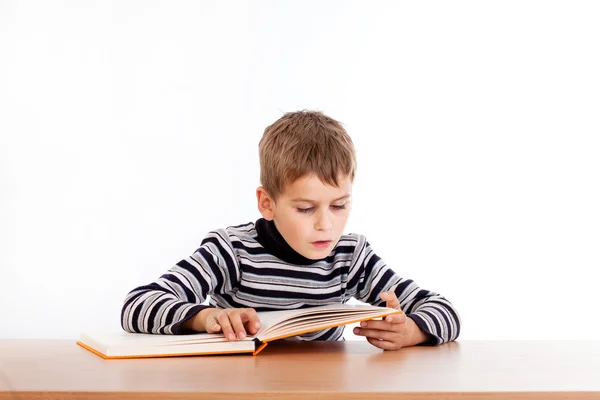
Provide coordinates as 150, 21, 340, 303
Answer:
1, 340, 599, 399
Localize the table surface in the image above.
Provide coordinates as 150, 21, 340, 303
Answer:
1, 339, 599, 399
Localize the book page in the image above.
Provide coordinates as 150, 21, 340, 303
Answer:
256, 304, 398, 341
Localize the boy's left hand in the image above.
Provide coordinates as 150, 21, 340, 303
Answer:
353, 291, 427, 351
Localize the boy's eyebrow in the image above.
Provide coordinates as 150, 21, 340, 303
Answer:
291, 194, 351, 203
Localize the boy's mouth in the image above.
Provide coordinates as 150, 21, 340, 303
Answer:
311, 240, 332, 249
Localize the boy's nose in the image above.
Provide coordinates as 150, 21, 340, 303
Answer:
315, 212, 333, 231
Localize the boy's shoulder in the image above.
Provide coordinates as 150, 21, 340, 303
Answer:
335, 232, 367, 250
199, 222, 257, 248
223, 221, 259, 242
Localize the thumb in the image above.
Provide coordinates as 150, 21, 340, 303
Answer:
380, 290, 401, 310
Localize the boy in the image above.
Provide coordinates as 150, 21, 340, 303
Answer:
121, 110, 460, 350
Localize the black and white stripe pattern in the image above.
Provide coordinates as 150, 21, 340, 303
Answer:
121, 221, 461, 344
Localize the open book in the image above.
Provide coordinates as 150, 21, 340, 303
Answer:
77, 304, 401, 359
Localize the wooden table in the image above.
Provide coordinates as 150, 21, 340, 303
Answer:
1, 339, 599, 399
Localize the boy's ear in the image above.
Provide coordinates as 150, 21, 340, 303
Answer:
256, 186, 275, 221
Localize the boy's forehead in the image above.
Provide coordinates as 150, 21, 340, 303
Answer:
282, 174, 352, 201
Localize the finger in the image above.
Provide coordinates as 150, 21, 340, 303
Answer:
366, 336, 399, 351
217, 313, 236, 341
353, 327, 396, 342
359, 318, 406, 331
204, 314, 222, 333
240, 308, 261, 335
380, 290, 401, 310
384, 313, 407, 324
227, 310, 248, 339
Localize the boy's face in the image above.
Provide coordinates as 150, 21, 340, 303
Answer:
257, 174, 352, 260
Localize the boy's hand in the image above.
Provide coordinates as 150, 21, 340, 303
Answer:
353, 291, 429, 350
197, 307, 261, 341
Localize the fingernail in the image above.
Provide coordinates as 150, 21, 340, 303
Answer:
353, 327, 359, 334
360, 321, 367, 327
254, 322, 261, 329
238, 332, 246, 339
386, 316, 394, 322
227, 333, 235, 341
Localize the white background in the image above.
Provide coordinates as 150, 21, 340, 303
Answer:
1, 0, 599, 340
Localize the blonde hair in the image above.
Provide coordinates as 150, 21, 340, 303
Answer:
259, 110, 356, 200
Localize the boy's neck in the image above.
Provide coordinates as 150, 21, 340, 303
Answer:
255, 218, 327, 265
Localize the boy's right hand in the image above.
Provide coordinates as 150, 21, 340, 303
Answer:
197, 307, 261, 341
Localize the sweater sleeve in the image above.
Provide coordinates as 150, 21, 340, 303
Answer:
120, 229, 240, 334
349, 236, 461, 345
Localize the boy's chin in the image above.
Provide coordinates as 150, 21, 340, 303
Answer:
301, 247, 333, 260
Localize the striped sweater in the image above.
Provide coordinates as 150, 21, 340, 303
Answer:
121, 218, 461, 344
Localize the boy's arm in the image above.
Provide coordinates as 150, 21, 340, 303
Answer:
120, 229, 239, 334
349, 237, 461, 345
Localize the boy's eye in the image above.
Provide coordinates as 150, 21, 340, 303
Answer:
296, 204, 347, 214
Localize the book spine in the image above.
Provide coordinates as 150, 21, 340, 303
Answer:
252, 338, 268, 356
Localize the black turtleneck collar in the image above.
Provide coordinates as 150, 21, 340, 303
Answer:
254, 218, 327, 265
